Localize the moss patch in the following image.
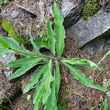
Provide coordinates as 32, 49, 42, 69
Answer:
81, 0, 101, 20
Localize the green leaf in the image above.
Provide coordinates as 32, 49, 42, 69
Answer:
36, 25, 40, 29
4, 0, 8, 4
6, 56, 42, 67
11, 49, 37, 56
90, 105, 97, 110
0, 37, 38, 56
2, 19, 29, 44
0, 37, 27, 51
53, 2, 66, 59
33, 84, 44, 110
23, 65, 47, 93
45, 81, 58, 110
0, 38, 10, 48
100, 99, 108, 110
27, 95, 31, 100
55, 61, 60, 95
63, 63, 108, 91
29, 31, 41, 54
61, 58, 101, 70
41, 60, 54, 104
8, 57, 42, 79
35, 38, 49, 49
104, 99, 108, 110
0, 49, 13, 55
47, 20, 56, 55
33, 60, 54, 109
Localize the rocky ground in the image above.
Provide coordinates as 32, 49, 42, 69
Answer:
0, 0, 110, 110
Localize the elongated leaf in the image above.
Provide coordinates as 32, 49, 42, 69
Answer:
41, 60, 54, 104
0, 49, 13, 55
2, 19, 29, 44
8, 58, 42, 79
102, 99, 108, 110
33, 84, 44, 110
0, 37, 41, 57
45, 81, 58, 110
29, 31, 41, 54
63, 63, 108, 91
35, 38, 49, 49
11, 49, 38, 56
47, 20, 56, 55
53, 2, 66, 59
6, 56, 42, 67
61, 58, 101, 70
55, 61, 60, 95
0, 37, 27, 51
90, 105, 97, 110
23, 65, 47, 93
33, 60, 54, 110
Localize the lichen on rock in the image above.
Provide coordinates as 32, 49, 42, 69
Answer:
81, 0, 101, 20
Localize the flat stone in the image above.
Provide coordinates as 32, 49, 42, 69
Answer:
81, 36, 110, 54
61, 0, 86, 28
66, 8, 110, 48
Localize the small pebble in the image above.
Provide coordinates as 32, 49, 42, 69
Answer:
89, 75, 92, 79
103, 78, 107, 88
11, 10, 19, 18
106, 91, 110, 97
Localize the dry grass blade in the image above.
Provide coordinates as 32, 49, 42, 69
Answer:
64, 85, 90, 102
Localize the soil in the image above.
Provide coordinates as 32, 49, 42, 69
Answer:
0, 61, 21, 109
0, 0, 110, 110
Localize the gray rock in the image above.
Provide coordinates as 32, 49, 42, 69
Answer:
66, 8, 110, 48
0, 53, 16, 77
81, 36, 110, 54
37, 0, 86, 28
61, 0, 86, 28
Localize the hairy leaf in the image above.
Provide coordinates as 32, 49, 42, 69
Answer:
61, 58, 101, 70
23, 65, 47, 93
0, 38, 9, 48
6, 56, 42, 67
47, 20, 56, 55
55, 61, 60, 95
0, 37, 27, 51
33, 84, 44, 110
0, 49, 13, 55
63, 63, 108, 91
41, 60, 54, 104
0, 37, 40, 56
53, 2, 66, 59
33, 60, 54, 109
8, 57, 42, 79
45, 81, 58, 110
2, 19, 29, 44
35, 38, 49, 49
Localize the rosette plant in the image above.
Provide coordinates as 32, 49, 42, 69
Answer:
0, 2, 108, 110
